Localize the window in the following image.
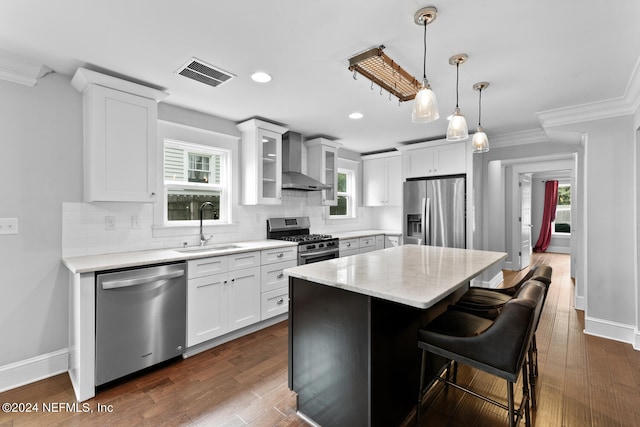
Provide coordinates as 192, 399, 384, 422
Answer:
553, 184, 571, 233
164, 139, 230, 224
330, 169, 355, 218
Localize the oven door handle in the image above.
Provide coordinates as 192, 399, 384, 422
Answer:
101, 270, 184, 290
299, 249, 339, 258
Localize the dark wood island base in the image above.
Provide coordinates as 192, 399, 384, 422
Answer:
288, 277, 464, 426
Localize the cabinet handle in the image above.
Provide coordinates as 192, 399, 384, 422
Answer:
231, 278, 235, 282
346, 242, 351, 247
277, 272, 284, 279
277, 298, 284, 305
277, 252, 284, 258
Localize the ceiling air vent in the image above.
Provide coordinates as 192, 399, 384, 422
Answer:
176, 57, 235, 88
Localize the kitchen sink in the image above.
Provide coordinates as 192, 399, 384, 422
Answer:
174, 244, 242, 253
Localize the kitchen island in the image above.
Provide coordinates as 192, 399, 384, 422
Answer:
285, 245, 506, 427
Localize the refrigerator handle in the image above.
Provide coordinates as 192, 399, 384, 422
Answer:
422, 197, 431, 245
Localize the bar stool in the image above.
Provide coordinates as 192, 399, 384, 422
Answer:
416, 281, 546, 427
451, 265, 552, 408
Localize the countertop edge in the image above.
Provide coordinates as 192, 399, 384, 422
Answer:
285, 247, 507, 309
63, 240, 299, 274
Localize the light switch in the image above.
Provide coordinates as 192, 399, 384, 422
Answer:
0, 218, 19, 235
131, 215, 141, 229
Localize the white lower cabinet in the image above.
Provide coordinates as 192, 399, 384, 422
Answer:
359, 236, 377, 254
385, 235, 402, 248
187, 252, 261, 347
340, 235, 385, 256
260, 259, 296, 320
340, 238, 359, 257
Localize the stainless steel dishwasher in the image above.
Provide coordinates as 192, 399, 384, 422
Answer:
95, 262, 186, 386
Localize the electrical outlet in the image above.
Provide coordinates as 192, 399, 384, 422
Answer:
105, 216, 116, 230
131, 215, 141, 229
0, 218, 19, 235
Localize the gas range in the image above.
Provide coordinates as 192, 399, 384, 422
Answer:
266, 217, 339, 264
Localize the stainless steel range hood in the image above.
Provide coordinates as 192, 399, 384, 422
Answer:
282, 132, 331, 191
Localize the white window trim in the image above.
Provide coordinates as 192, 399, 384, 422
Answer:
328, 161, 357, 220
552, 182, 571, 235
163, 138, 232, 226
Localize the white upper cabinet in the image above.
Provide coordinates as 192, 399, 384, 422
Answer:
362, 152, 402, 206
237, 119, 288, 205
306, 138, 342, 206
401, 140, 466, 179
71, 68, 168, 202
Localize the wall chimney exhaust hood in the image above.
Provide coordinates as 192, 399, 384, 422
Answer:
282, 132, 331, 191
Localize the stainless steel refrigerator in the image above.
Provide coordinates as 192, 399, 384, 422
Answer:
403, 175, 466, 248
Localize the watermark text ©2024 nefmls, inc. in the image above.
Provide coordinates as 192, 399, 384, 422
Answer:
2, 401, 114, 414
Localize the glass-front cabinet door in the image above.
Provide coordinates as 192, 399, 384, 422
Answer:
306, 138, 342, 206
237, 119, 288, 205
259, 129, 281, 202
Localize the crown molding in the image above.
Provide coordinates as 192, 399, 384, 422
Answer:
489, 129, 549, 148
537, 56, 640, 129
0, 54, 49, 87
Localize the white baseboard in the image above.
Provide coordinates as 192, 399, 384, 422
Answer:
0, 348, 68, 393
470, 271, 504, 289
574, 294, 585, 311
584, 316, 637, 348
635, 331, 640, 351
546, 246, 570, 254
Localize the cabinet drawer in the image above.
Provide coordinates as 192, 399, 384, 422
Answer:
359, 246, 377, 254
261, 247, 297, 265
375, 235, 384, 249
228, 251, 260, 271
340, 239, 359, 251
261, 260, 297, 293
188, 256, 228, 279
359, 236, 376, 248
261, 287, 289, 320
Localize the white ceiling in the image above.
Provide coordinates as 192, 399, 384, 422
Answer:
1, 1, 639, 153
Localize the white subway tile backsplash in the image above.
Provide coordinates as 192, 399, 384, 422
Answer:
62, 195, 378, 258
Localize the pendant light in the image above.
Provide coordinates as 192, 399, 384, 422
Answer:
446, 54, 469, 141
472, 82, 490, 153
412, 7, 439, 123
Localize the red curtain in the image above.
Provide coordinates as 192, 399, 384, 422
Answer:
533, 180, 559, 252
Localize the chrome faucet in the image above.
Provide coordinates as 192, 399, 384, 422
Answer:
199, 202, 215, 246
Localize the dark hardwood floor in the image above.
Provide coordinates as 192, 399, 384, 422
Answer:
1, 252, 639, 426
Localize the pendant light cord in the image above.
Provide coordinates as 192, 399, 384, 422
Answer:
422, 20, 427, 80
478, 88, 482, 126
455, 62, 460, 108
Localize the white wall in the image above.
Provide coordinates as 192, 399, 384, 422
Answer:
0, 73, 83, 367
1, 75, 377, 389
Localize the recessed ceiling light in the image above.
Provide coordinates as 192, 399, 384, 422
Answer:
349, 112, 364, 120
251, 72, 272, 83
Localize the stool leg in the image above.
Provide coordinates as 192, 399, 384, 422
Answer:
528, 347, 537, 410
507, 381, 515, 427
417, 349, 427, 426
522, 363, 531, 427
532, 334, 539, 377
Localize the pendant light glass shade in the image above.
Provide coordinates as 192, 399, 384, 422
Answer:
446, 54, 468, 141
412, 7, 439, 123
412, 79, 439, 123
472, 81, 490, 153
447, 107, 468, 141
472, 126, 489, 153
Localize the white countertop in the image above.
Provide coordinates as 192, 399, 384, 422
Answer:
332, 229, 402, 239
63, 240, 298, 274
285, 245, 506, 309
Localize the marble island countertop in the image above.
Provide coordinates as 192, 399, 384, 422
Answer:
285, 245, 506, 309
331, 229, 401, 239
63, 239, 298, 274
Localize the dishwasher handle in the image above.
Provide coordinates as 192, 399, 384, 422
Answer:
101, 270, 185, 290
